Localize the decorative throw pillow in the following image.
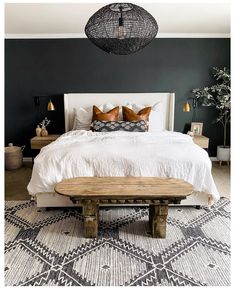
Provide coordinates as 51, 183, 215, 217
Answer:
73, 107, 93, 130
73, 103, 117, 131
122, 106, 152, 124
129, 102, 164, 132
91, 120, 148, 132
92, 105, 119, 121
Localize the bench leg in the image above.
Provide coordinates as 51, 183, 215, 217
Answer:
83, 201, 99, 238
149, 204, 168, 238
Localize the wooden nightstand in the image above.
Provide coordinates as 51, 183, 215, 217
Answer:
30, 135, 60, 150
193, 135, 209, 149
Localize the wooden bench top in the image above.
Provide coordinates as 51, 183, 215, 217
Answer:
55, 177, 193, 200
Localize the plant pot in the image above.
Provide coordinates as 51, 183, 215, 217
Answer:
217, 145, 230, 161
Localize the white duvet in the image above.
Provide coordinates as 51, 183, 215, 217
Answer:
27, 130, 220, 204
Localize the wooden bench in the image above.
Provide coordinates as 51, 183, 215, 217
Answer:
55, 177, 193, 238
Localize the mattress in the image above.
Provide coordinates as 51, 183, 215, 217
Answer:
27, 130, 220, 204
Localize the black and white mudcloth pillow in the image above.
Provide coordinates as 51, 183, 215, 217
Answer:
91, 120, 148, 132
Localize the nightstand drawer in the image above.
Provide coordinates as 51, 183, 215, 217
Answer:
30, 135, 60, 150
193, 135, 209, 149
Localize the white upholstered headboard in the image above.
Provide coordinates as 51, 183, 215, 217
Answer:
64, 93, 175, 132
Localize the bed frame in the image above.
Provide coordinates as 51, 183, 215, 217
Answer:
64, 93, 175, 132
33, 92, 211, 207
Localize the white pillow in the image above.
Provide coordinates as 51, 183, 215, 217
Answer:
127, 102, 164, 132
73, 103, 117, 130
102, 103, 115, 112
72, 107, 93, 130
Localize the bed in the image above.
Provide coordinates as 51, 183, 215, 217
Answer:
27, 93, 219, 207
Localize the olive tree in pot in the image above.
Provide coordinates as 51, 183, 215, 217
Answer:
192, 67, 231, 163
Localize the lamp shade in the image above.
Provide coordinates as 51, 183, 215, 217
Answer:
47, 100, 55, 111
183, 101, 191, 112
85, 3, 158, 55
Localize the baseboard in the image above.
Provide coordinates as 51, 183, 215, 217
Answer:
23, 157, 32, 162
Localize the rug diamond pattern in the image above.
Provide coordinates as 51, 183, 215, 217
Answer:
71, 242, 153, 286
4, 198, 230, 286
170, 239, 230, 286
5, 242, 49, 286
35, 216, 92, 256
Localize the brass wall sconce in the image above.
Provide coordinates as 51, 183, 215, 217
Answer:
34, 96, 55, 111
183, 101, 191, 112
47, 99, 55, 111
182, 97, 198, 121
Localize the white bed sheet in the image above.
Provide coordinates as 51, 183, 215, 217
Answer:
27, 130, 220, 204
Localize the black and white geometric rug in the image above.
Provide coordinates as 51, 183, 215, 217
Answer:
5, 198, 230, 286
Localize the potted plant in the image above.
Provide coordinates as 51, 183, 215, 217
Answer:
192, 67, 231, 163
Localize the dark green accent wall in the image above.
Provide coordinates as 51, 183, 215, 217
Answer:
5, 38, 230, 157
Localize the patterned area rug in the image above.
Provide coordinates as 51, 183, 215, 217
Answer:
5, 198, 230, 286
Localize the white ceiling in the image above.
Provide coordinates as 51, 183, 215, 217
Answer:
5, 2, 230, 37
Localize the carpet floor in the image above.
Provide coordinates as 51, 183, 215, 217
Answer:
5, 198, 230, 286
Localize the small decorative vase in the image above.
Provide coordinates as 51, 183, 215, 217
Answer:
41, 126, 48, 137
36, 125, 42, 137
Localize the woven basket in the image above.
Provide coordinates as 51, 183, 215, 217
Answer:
5, 144, 25, 170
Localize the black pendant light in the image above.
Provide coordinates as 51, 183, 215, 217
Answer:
85, 3, 158, 55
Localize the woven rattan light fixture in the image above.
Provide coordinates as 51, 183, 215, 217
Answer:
85, 3, 158, 55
